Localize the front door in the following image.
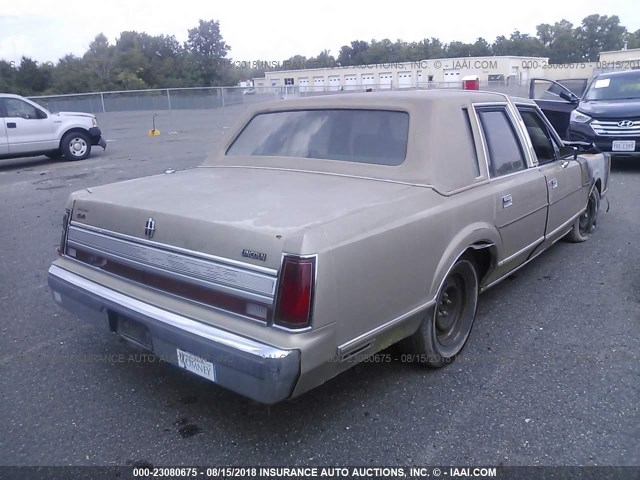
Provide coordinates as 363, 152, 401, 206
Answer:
2, 97, 57, 153
529, 78, 588, 138
517, 106, 586, 243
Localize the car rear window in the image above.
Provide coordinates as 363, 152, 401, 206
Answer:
226, 109, 409, 166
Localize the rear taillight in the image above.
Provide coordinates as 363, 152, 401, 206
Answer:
274, 255, 316, 329
57, 208, 71, 255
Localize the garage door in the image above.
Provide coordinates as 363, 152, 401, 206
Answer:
398, 72, 412, 89
299, 77, 309, 93
379, 72, 393, 89
443, 69, 461, 87
361, 73, 375, 89
313, 76, 325, 92
328, 75, 340, 91
417, 71, 424, 88
344, 74, 357, 91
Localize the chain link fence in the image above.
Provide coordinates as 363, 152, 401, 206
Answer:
28, 82, 531, 114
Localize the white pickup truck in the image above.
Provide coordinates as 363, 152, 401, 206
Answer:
0, 93, 106, 161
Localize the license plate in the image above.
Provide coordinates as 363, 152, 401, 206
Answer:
177, 348, 216, 382
612, 140, 636, 151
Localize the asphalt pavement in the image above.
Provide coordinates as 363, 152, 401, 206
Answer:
0, 105, 638, 468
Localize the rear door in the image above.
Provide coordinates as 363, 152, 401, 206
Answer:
474, 105, 548, 271
3, 97, 57, 153
516, 105, 586, 243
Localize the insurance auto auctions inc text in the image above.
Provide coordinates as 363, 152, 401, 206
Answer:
209, 466, 497, 478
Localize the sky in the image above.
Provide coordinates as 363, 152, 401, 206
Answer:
1, 0, 639, 64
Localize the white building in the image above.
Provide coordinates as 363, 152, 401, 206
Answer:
252, 56, 549, 92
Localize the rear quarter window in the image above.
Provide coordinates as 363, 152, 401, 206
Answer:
226, 109, 409, 166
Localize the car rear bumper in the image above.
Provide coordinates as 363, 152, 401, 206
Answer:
88, 127, 107, 150
47, 264, 300, 404
569, 123, 640, 156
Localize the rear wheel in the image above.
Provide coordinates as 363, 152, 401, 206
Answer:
61, 131, 92, 161
566, 187, 600, 243
401, 255, 479, 367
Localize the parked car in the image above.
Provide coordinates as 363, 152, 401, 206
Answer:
48, 91, 610, 404
531, 70, 640, 156
529, 78, 589, 137
243, 88, 256, 95
0, 93, 106, 161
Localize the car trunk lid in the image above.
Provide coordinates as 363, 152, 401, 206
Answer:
69, 166, 412, 271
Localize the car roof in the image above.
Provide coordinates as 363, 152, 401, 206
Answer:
256, 89, 515, 113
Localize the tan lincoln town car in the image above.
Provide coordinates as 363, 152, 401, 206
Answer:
48, 90, 610, 404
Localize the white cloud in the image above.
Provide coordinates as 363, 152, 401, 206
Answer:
0, 0, 638, 63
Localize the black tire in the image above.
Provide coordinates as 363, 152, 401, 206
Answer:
60, 131, 92, 161
565, 187, 600, 243
401, 255, 479, 367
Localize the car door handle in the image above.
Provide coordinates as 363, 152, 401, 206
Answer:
502, 194, 513, 208
560, 160, 569, 169
548, 178, 558, 189
6, 122, 16, 128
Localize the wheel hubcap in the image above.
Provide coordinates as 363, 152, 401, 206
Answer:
70, 138, 87, 157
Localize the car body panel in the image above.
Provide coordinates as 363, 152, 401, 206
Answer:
0, 118, 8, 155
48, 90, 610, 403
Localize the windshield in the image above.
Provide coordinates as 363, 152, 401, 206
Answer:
226, 109, 409, 166
583, 72, 640, 101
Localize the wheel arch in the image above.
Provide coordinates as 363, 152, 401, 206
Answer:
428, 223, 501, 302
58, 127, 91, 149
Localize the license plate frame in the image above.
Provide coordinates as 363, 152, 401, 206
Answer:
612, 140, 636, 152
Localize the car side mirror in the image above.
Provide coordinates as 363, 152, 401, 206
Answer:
558, 90, 578, 104
563, 140, 599, 159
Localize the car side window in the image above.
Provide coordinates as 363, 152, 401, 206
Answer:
476, 108, 527, 177
5, 98, 40, 120
518, 109, 557, 164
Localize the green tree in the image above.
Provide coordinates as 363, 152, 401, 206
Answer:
337, 40, 369, 66
446, 41, 472, 57
470, 38, 492, 57
15, 57, 52, 95
538, 19, 582, 63
0, 60, 17, 92
185, 19, 230, 86
576, 14, 627, 61
492, 31, 545, 57
625, 29, 640, 49
50, 54, 92, 93
282, 55, 308, 70
307, 50, 336, 68
83, 33, 115, 90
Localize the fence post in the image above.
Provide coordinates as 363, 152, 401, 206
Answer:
221, 87, 225, 108
100, 92, 106, 113
166, 89, 172, 111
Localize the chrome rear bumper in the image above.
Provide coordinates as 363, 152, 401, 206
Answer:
48, 264, 300, 404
